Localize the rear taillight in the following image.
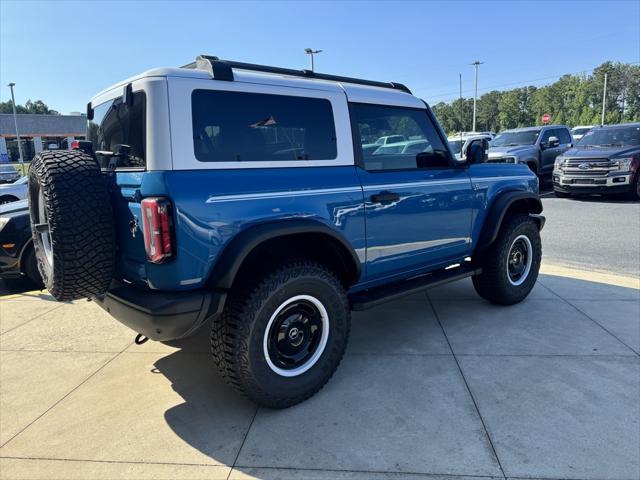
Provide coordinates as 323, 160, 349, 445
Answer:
141, 197, 174, 263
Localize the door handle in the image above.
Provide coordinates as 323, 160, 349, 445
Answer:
371, 191, 400, 204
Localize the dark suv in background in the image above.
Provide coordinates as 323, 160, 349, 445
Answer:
488, 125, 573, 177
553, 122, 640, 199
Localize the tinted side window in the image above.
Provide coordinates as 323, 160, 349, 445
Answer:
540, 129, 553, 143
556, 128, 572, 144
351, 103, 450, 171
191, 90, 337, 162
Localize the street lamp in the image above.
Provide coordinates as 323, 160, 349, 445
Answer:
7, 82, 24, 165
304, 48, 322, 72
471, 61, 484, 132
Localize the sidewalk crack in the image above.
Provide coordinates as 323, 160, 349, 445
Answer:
427, 294, 507, 479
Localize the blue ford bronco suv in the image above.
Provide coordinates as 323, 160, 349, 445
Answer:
28, 56, 544, 408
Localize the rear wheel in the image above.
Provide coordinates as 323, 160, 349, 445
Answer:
211, 261, 350, 408
28, 150, 116, 301
472, 214, 541, 305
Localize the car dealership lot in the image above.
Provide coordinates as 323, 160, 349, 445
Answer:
0, 197, 639, 480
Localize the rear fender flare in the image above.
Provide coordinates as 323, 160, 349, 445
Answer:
207, 218, 361, 289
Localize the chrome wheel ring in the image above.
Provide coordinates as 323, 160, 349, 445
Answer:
37, 189, 54, 271
507, 234, 533, 286
263, 295, 329, 377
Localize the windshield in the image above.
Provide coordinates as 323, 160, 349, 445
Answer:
577, 125, 640, 147
88, 92, 146, 169
491, 130, 540, 147
572, 127, 591, 136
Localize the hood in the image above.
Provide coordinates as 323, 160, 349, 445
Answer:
488, 145, 535, 158
0, 199, 28, 216
562, 145, 639, 160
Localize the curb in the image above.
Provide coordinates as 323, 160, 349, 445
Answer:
540, 263, 640, 290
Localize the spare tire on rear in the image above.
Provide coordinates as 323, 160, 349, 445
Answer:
28, 150, 116, 301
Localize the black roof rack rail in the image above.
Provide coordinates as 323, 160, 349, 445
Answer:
182, 55, 412, 95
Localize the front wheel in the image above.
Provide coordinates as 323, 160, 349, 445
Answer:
472, 214, 542, 305
211, 261, 350, 408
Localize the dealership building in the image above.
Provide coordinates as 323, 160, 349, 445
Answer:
0, 113, 87, 163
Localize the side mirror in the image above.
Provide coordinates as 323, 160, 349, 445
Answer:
465, 138, 489, 164
548, 136, 560, 148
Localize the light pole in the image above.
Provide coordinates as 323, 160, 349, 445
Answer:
304, 48, 322, 72
601, 72, 608, 126
7, 82, 24, 165
471, 60, 484, 132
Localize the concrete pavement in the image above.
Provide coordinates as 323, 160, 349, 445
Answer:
0, 268, 639, 480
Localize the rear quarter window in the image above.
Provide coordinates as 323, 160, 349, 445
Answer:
191, 90, 337, 162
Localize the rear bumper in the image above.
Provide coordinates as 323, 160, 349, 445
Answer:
93, 281, 226, 341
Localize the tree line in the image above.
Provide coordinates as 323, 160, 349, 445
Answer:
0, 99, 59, 115
431, 62, 640, 136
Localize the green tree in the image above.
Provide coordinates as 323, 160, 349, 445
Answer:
430, 61, 640, 133
0, 99, 59, 115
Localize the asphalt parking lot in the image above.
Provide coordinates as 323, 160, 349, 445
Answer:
1, 196, 639, 480
539, 184, 640, 277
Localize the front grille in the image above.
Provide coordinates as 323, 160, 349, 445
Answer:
561, 158, 614, 176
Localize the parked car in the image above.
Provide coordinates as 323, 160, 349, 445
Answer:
448, 133, 493, 160
571, 125, 594, 142
0, 164, 21, 184
362, 135, 408, 155
459, 131, 495, 139
27, 55, 544, 408
0, 176, 28, 204
553, 122, 640, 199
0, 200, 43, 287
488, 125, 573, 176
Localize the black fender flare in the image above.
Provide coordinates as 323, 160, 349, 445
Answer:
207, 218, 362, 289
475, 190, 543, 253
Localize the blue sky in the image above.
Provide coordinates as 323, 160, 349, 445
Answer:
1, 0, 638, 114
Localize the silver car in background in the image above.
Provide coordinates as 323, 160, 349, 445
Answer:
0, 176, 28, 204
0, 165, 21, 184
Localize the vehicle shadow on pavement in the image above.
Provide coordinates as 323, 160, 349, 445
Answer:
0, 279, 56, 302
150, 274, 639, 479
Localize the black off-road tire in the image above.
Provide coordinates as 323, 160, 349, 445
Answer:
28, 150, 116, 301
23, 247, 44, 289
211, 261, 350, 408
472, 214, 541, 305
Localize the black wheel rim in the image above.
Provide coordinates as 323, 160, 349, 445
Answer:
508, 235, 532, 286
267, 299, 323, 372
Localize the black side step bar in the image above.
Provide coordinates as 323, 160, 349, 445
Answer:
183, 55, 412, 94
349, 265, 480, 311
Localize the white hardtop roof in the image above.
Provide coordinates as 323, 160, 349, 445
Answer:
91, 66, 423, 108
